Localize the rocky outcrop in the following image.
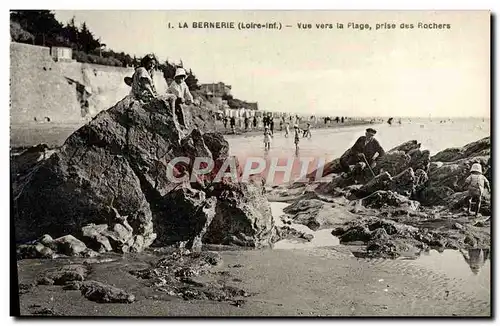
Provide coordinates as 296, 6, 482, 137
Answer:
203, 182, 276, 248
282, 199, 357, 231
431, 137, 490, 162
80, 281, 135, 303
13, 96, 276, 253
360, 191, 420, 210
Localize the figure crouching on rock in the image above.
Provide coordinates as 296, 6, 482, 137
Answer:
167, 68, 194, 128
339, 128, 385, 178
464, 163, 490, 216
129, 54, 158, 102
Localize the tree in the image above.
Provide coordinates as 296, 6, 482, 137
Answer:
10, 10, 63, 46
10, 21, 34, 43
185, 69, 199, 90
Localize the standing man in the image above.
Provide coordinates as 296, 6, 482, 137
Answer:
339, 128, 385, 174
167, 68, 194, 127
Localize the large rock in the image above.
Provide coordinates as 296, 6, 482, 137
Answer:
408, 149, 430, 173
153, 186, 216, 251
389, 168, 416, 197
305, 158, 342, 180
431, 137, 490, 162
388, 140, 421, 153
80, 280, 135, 303
203, 182, 276, 247
13, 96, 275, 251
373, 151, 411, 177
282, 199, 357, 231
354, 172, 392, 198
427, 156, 489, 192
417, 186, 455, 206
80, 224, 113, 253
360, 190, 420, 210
53, 235, 88, 256
37, 264, 88, 285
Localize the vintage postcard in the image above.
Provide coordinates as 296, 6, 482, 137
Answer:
10, 10, 491, 317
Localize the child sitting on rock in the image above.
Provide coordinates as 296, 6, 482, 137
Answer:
464, 163, 490, 216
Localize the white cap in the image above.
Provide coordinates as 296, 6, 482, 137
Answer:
470, 163, 482, 173
174, 68, 187, 78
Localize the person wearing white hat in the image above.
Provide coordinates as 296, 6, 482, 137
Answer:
167, 67, 194, 127
464, 163, 490, 216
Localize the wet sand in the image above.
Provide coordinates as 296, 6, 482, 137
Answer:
16, 201, 490, 317
17, 246, 490, 317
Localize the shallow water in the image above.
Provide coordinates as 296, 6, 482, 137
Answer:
270, 202, 490, 287
270, 202, 339, 249
227, 119, 490, 184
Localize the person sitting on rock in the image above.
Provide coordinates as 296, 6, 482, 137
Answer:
167, 68, 194, 127
339, 128, 385, 175
130, 54, 158, 102
464, 163, 490, 216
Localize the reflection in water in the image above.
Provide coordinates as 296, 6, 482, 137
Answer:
460, 248, 490, 275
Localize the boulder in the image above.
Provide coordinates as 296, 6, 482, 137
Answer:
306, 158, 342, 180
13, 96, 275, 251
80, 280, 135, 303
388, 140, 420, 153
17, 243, 54, 260
53, 235, 88, 256
431, 137, 490, 162
153, 186, 216, 251
427, 156, 489, 192
203, 182, 276, 248
283, 199, 358, 231
373, 151, 411, 177
37, 264, 88, 285
445, 191, 491, 216
80, 224, 113, 253
409, 149, 430, 172
360, 191, 420, 210
13, 96, 215, 245
354, 172, 392, 198
417, 186, 455, 206
315, 173, 356, 195
389, 168, 416, 197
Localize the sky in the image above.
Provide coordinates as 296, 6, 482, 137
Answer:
53, 10, 490, 117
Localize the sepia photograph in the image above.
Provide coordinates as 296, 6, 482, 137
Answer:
10, 9, 491, 317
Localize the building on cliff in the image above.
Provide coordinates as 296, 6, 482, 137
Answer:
199, 82, 232, 97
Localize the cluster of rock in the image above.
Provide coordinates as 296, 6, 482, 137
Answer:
32, 263, 135, 304
129, 249, 250, 303
313, 138, 490, 214
12, 96, 277, 257
331, 217, 488, 258
282, 137, 491, 257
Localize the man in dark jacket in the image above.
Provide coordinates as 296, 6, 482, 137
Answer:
340, 128, 385, 173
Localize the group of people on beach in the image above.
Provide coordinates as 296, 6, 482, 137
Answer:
127, 54, 194, 127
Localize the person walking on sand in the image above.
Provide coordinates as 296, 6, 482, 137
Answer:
129, 54, 158, 102
303, 122, 312, 138
339, 128, 385, 175
223, 116, 228, 129
167, 68, 194, 127
284, 122, 290, 138
230, 116, 236, 133
263, 126, 272, 151
464, 163, 490, 216
269, 115, 275, 135
293, 124, 301, 151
